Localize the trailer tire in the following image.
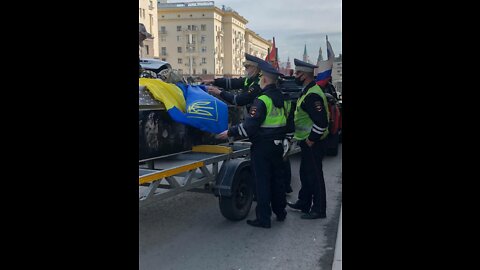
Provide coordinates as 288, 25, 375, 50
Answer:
219, 167, 253, 221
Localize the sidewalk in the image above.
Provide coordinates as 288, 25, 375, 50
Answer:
332, 205, 342, 270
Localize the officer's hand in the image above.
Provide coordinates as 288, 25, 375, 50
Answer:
207, 86, 221, 95
215, 130, 229, 140
202, 79, 214, 85
306, 138, 315, 147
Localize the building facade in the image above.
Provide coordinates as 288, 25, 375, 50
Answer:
245, 29, 270, 61
139, 0, 159, 58
332, 54, 342, 93
157, 1, 270, 79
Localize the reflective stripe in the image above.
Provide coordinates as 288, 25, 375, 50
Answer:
239, 123, 248, 137
237, 126, 245, 136
313, 124, 326, 131
233, 95, 237, 105
312, 125, 324, 133
311, 128, 324, 135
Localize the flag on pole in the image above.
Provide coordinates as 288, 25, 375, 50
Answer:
315, 36, 335, 88
265, 37, 279, 70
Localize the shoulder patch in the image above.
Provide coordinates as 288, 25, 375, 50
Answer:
314, 101, 323, 112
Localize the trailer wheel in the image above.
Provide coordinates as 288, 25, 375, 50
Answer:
219, 167, 253, 221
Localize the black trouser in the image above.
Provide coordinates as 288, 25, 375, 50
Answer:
297, 139, 327, 214
283, 158, 292, 191
250, 140, 286, 224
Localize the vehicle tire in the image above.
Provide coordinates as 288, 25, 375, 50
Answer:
219, 167, 254, 221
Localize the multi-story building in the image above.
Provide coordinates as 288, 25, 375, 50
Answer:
157, 1, 270, 79
245, 29, 270, 61
221, 9, 247, 77
139, 0, 159, 58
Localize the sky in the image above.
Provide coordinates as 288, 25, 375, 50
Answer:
213, 0, 342, 64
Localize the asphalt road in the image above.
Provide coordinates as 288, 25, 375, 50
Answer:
140, 145, 342, 270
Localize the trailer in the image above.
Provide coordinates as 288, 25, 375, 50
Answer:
138, 77, 302, 221
139, 83, 256, 220
139, 141, 257, 220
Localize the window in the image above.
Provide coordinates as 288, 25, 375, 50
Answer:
177, 47, 182, 53
202, 58, 206, 64
193, 69, 196, 75
160, 26, 166, 33
178, 58, 183, 64
201, 35, 206, 44
201, 24, 206, 31
143, 9, 145, 18
145, 45, 149, 55
201, 47, 207, 53
177, 26, 181, 31
202, 69, 207, 75
139, 8, 142, 17
161, 47, 166, 56
161, 36, 166, 42
192, 25, 198, 31
191, 34, 196, 44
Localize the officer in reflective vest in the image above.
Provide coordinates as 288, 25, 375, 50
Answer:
208, 53, 294, 196
287, 59, 330, 219
217, 59, 291, 228
206, 53, 263, 113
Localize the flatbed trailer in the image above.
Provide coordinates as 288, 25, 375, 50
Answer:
139, 141, 255, 220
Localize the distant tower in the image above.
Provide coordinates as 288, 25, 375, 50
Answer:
286, 56, 291, 69
316, 46, 323, 66
303, 44, 309, 63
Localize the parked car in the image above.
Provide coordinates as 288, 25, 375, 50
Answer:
139, 58, 171, 78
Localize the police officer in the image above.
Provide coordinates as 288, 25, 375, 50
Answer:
206, 53, 263, 113
209, 53, 294, 193
139, 23, 153, 77
217, 59, 289, 228
287, 59, 330, 219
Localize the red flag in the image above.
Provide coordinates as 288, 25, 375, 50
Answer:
265, 37, 279, 70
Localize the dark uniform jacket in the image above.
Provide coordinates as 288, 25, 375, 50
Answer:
228, 84, 291, 144
212, 74, 262, 110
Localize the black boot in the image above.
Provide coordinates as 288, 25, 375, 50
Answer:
300, 211, 326, 219
287, 201, 310, 213
246, 219, 271, 228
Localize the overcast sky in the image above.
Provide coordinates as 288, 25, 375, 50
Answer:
213, 0, 342, 64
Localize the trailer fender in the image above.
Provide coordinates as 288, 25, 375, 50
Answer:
214, 158, 251, 197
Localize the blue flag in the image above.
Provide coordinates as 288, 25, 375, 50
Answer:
169, 83, 228, 134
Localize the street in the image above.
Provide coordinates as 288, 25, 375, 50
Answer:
139, 145, 342, 270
